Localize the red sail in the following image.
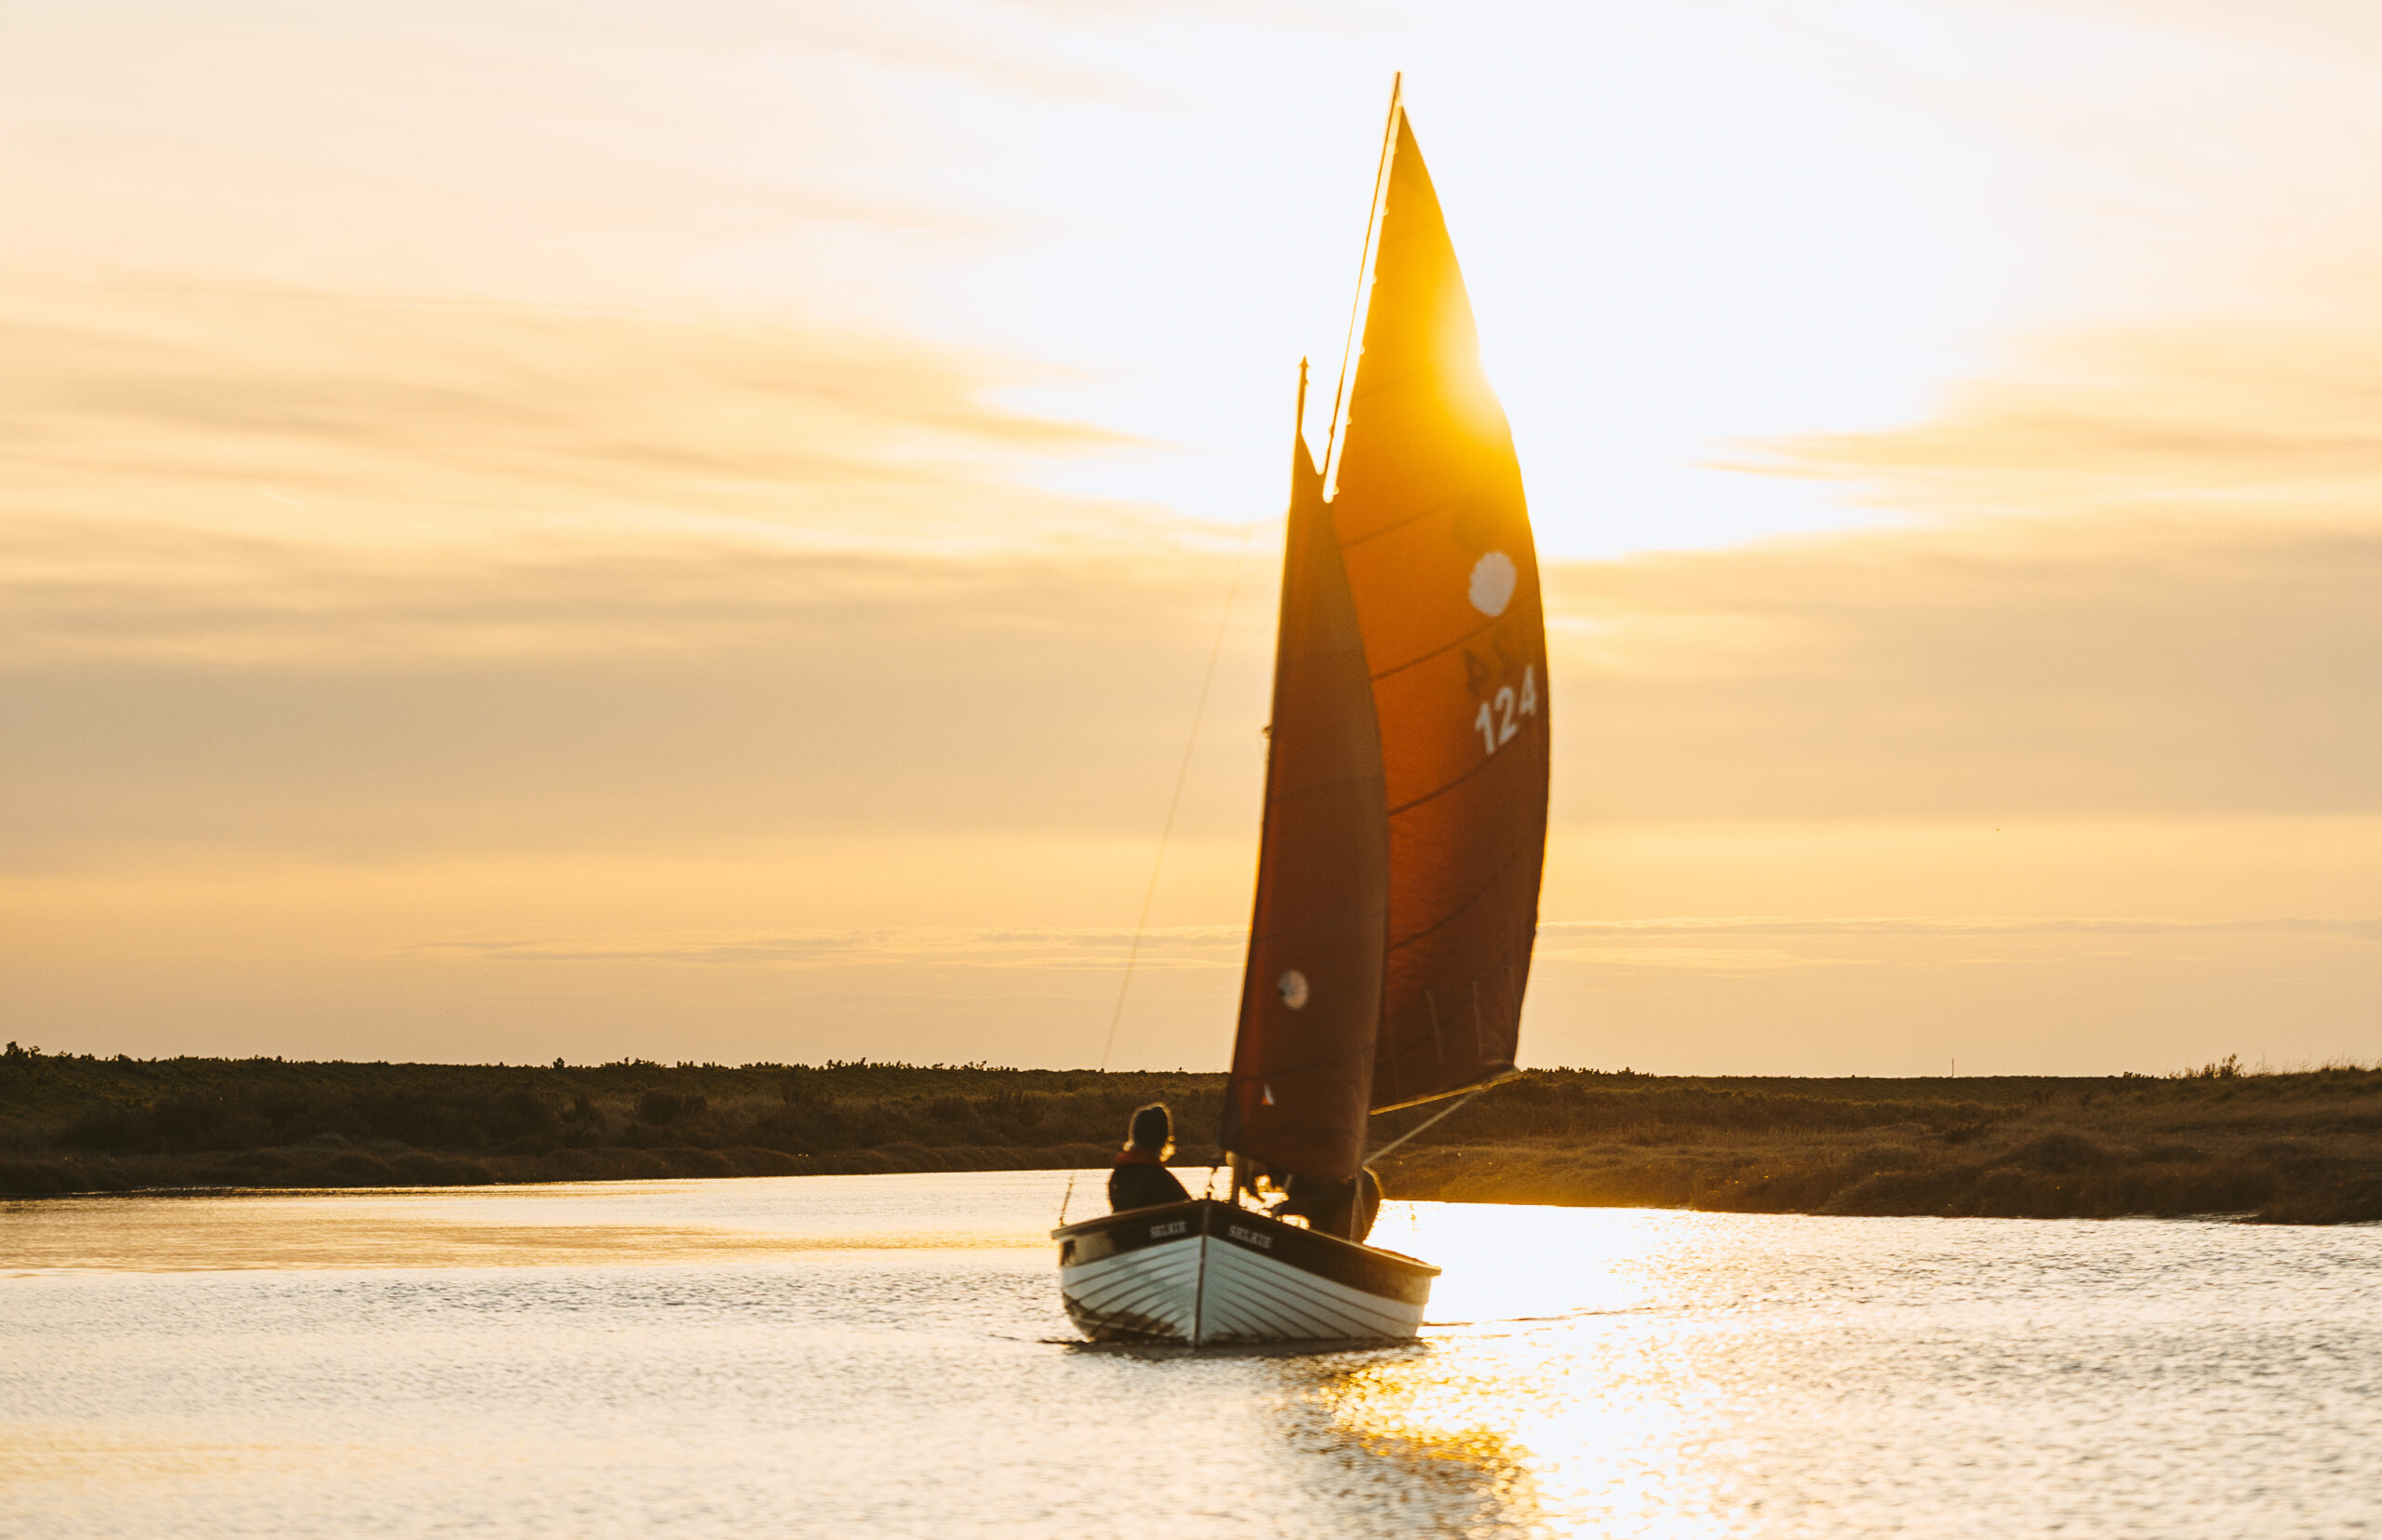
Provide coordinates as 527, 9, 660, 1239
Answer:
1330, 111, 1549, 1112
1220, 408, 1391, 1183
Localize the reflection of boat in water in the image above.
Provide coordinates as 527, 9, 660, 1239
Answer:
1054, 76, 1551, 1347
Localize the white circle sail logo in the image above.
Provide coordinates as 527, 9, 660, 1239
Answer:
1277, 970, 1310, 1011
1468, 551, 1517, 617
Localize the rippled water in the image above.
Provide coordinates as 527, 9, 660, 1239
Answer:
4, 1172, 2377, 1538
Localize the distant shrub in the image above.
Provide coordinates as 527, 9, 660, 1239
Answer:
636, 1091, 705, 1126
63, 1104, 154, 1153
351, 1091, 449, 1145
484, 1087, 559, 1140
150, 1094, 234, 1146
2006, 1131, 2116, 1173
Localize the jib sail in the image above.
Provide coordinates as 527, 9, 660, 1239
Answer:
1220, 375, 1391, 1184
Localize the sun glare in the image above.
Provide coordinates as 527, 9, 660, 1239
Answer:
1313, 1204, 1746, 1537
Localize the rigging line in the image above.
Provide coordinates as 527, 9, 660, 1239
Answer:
1320, 71, 1403, 498
1095, 523, 1258, 1072
1057, 522, 1259, 1225
1363, 1084, 1491, 1166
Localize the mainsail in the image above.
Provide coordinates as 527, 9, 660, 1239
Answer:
1219, 373, 1390, 1184
1221, 92, 1546, 1191
1330, 108, 1550, 1113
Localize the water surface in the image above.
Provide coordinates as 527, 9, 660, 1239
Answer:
5, 1172, 2375, 1537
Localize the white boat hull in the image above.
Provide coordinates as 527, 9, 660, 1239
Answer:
1053, 1199, 1437, 1346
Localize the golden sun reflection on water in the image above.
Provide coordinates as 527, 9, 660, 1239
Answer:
1313, 1350, 1553, 1534
1309, 1204, 1752, 1538
1316, 1321, 1746, 1539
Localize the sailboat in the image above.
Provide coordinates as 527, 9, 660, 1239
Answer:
1052, 80, 1549, 1346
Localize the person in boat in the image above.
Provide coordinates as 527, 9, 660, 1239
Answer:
1108, 1103, 1193, 1212
1271, 1167, 1383, 1243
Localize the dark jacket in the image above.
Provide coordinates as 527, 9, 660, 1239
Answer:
1107, 1150, 1192, 1212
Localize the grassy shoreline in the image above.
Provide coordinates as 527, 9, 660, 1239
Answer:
5, 1046, 2378, 1223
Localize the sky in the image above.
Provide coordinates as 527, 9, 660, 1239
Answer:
5, 0, 2379, 1075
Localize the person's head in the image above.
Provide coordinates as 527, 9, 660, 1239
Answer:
1127, 1103, 1172, 1153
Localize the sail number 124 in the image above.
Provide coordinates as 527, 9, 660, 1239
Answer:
1473, 665, 1539, 757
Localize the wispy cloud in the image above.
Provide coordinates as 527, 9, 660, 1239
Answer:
1739, 320, 2382, 516
422, 924, 1250, 970
0, 533, 1276, 864
12, 495, 2382, 866
1538, 916, 2382, 940
1534, 946, 1864, 971
0, 287, 1133, 551
410, 914, 2382, 976
1549, 508, 2382, 822
0, 511, 1250, 668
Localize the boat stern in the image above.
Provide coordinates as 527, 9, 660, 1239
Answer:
1053, 1201, 1206, 1343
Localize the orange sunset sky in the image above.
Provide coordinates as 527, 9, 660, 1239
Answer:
5, 0, 2378, 1075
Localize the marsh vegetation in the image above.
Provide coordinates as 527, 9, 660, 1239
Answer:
1376, 1058, 2382, 1225
4, 1044, 2376, 1223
